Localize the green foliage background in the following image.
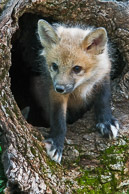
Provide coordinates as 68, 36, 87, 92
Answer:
0, 146, 7, 193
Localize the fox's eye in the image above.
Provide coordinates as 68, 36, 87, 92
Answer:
51, 63, 58, 71
52, 63, 58, 71
72, 66, 82, 74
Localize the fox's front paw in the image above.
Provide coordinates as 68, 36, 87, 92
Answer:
44, 138, 63, 163
96, 119, 119, 139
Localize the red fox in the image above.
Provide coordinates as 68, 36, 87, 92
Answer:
37, 20, 119, 163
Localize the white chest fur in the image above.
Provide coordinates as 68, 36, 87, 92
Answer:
68, 83, 94, 111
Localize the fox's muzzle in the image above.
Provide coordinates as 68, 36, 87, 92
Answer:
54, 84, 74, 94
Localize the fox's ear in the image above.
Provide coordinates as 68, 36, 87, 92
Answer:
38, 19, 59, 48
81, 28, 107, 55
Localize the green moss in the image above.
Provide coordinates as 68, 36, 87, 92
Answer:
65, 180, 74, 187
33, 140, 44, 154
76, 168, 117, 193
30, 146, 37, 156
33, 132, 43, 142
45, 157, 61, 174
75, 139, 129, 193
36, 142, 44, 153
76, 168, 100, 192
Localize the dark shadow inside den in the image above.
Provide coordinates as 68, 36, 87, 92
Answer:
10, 13, 55, 128
10, 13, 125, 128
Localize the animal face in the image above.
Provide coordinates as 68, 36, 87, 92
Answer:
38, 20, 110, 94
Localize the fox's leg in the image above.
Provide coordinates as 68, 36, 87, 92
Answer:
45, 90, 68, 163
27, 75, 50, 127
94, 77, 119, 139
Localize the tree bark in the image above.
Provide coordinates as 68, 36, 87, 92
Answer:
0, 0, 129, 193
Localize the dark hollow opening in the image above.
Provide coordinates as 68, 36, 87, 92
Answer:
10, 13, 55, 127
10, 13, 125, 127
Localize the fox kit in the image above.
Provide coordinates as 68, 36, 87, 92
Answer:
37, 20, 119, 163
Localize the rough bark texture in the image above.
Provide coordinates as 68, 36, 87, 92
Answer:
0, 0, 129, 193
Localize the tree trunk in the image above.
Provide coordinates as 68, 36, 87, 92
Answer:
0, 0, 129, 193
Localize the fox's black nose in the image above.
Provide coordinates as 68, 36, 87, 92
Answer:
55, 85, 65, 93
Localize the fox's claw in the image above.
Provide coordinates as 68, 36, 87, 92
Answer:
44, 138, 63, 163
96, 119, 119, 139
